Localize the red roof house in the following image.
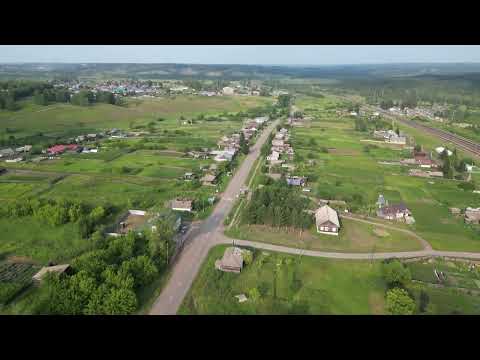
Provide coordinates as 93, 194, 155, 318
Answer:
47, 144, 78, 155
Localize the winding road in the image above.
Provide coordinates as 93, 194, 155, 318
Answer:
149, 118, 480, 315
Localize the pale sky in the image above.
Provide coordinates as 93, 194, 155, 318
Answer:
0, 45, 480, 65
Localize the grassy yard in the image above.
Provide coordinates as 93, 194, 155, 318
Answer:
226, 217, 423, 253
179, 245, 387, 315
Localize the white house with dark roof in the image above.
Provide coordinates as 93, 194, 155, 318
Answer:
315, 205, 340, 235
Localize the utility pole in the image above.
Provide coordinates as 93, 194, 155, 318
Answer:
370, 245, 376, 266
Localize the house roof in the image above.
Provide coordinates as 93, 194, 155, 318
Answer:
315, 205, 340, 227
380, 203, 410, 215
201, 174, 216, 182
33, 264, 71, 281
0, 148, 15, 156
220, 247, 244, 269
171, 199, 193, 210
465, 210, 480, 221
377, 194, 386, 206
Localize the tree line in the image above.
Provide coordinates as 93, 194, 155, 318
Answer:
0, 79, 125, 110
0, 80, 53, 110
241, 181, 313, 233
0, 198, 110, 239
30, 216, 176, 314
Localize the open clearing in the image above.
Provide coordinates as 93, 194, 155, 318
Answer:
179, 245, 387, 315
226, 217, 423, 253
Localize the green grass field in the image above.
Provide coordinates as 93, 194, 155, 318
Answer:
0, 216, 90, 263
0, 96, 272, 138
179, 245, 480, 315
179, 245, 387, 315
226, 217, 423, 253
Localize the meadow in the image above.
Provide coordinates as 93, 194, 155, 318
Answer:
179, 245, 387, 315
0, 95, 272, 138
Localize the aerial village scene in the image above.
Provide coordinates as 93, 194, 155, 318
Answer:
1, 48, 480, 316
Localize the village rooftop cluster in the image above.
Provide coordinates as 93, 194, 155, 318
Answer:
51, 78, 288, 99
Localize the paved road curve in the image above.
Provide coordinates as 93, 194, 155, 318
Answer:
149, 119, 279, 315
214, 237, 480, 260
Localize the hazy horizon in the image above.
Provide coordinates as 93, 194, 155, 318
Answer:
1, 46, 480, 65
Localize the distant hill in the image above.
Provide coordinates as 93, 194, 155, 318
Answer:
2, 62, 480, 81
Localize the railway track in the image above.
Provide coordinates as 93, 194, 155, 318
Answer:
322, 92, 480, 157
376, 109, 480, 157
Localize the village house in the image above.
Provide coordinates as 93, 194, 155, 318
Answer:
107, 210, 150, 237
15, 145, 32, 153
315, 205, 341, 235
171, 199, 193, 212
286, 176, 306, 186
33, 264, 72, 282
254, 116, 268, 125
272, 139, 284, 147
211, 149, 236, 162
449, 207, 461, 216
199, 91, 217, 97
435, 147, 453, 156
373, 129, 406, 144
183, 172, 195, 181
377, 202, 412, 222
215, 247, 244, 273
201, 173, 217, 186
0, 148, 15, 158
222, 87, 235, 95
271, 145, 285, 154
465, 207, 480, 224
243, 121, 258, 131
288, 117, 306, 127
409, 169, 444, 178
267, 150, 280, 162
82, 147, 98, 154
187, 150, 209, 159
47, 144, 79, 155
